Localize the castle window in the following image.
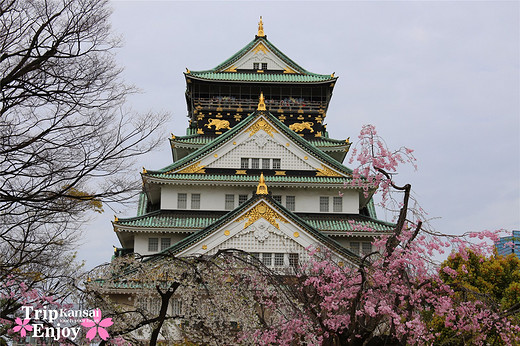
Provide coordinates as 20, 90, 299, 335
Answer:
272, 159, 281, 169
262, 158, 270, 169
239, 194, 248, 205
178, 193, 187, 209
320, 196, 329, 212
253, 62, 259, 70
333, 196, 342, 212
350, 242, 360, 255
362, 242, 373, 256
191, 193, 201, 209
262, 253, 272, 266
171, 298, 182, 316
161, 238, 171, 251
225, 194, 235, 210
251, 158, 260, 169
286, 196, 295, 211
274, 253, 285, 266
148, 238, 158, 252
289, 253, 299, 267
272, 195, 282, 203
241, 158, 249, 169
262, 63, 268, 70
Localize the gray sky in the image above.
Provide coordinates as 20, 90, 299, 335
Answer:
79, 1, 519, 269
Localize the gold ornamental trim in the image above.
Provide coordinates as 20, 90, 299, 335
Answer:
236, 201, 288, 229
257, 16, 265, 37
289, 121, 314, 133
283, 66, 297, 74
177, 161, 206, 174
316, 164, 342, 177
247, 118, 278, 137
235, 170, 247, 175
223, 65, 237, 72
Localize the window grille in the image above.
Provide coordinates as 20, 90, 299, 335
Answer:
262, 253, 272, 266
333, 196, 343, 212
251, 158, 260, 169
239, 194, 248, 205
253, 62, 259, 70
161, 238, 171, 251
320, 196, 329, 212
272, 195, 282, 203
178, 193, 187, 209
241, 158, 249, 169
350, 242, 360, 255
362, 242, 372, 256
262, 158, 270, 169
191, 193, 201, 209
171, 298, 182, 316
289, 253, 299, 267
251, 253, 260, 262
286, 196, 295, 211
148, 238, 158, 252
262, 62, 268, 70
274, 253, 284, 266
225, 194, 235, 210
272, 158, 281, 169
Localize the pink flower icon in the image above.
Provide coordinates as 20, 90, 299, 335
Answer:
81, 309, 113, 341
12, 318, 33, 337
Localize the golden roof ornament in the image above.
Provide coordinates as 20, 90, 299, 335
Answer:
257, 16, 265, 37
257, 92, 266, 111
256, 172, 268, 195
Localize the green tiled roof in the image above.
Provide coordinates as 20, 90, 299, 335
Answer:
303, 216, 394, 232
186, 36, 336, 84
146, 173, 351, 185
115, 211, 221, 229
188, 71, 335, 83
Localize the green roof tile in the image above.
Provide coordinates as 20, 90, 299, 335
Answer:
188, 71, 334, 83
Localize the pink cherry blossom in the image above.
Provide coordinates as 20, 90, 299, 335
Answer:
12, 317, 33, 337
81, 309, 113, 341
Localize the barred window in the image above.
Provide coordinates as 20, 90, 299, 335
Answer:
225, 194, 235, 210
350, 242, 360, 255
239, 194, 248, 205
148, 238, 158, 252
191, 193, 201, 209
171, 298, 182, 316
262, 62, 268, 70
274, 253, 284, 266
362, 242, 372, 256
333, 196, 342, 212
241, 158, 249, 169
272, 159, 281, 170
286, 196, 295, 211
262, 158, 270, 169
289, 253, 299, 267
272, 195, 282, 203
253, 62, 259, 70
178, 193, 187, 209
320, 196, 329, 212
251, 158, 260, 169
262, 253, 272, 266
251, 253, 260, 262
160, 238, 171, 251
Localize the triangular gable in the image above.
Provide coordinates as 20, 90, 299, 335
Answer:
163, 194, 360, 266
149, 111, 353, 179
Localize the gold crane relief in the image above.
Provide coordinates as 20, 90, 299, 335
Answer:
205, 119, 231, 131
289, 121, 314, 133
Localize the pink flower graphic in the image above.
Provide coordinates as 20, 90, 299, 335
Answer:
81, 309, 113, 341
12, 318, 33, 337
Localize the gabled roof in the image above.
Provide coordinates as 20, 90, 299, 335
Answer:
185, 35, 337, 84
146, 110, 356, 179
160, 193, 362, 265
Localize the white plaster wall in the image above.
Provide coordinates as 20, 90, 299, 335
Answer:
134, 232, 188, 256
161, 184, 359, 214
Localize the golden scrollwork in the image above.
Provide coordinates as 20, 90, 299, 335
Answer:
236, 170, 247, 175
177, 161, 206, 174
316, 164, 342, 177
257, 92, 266, 111
247, 118, 279, 137
236, 201, 288, 229
223, 65, 237, 72
289, 121, 314, 133
283, 66, 297, 74
205, 119, 231, 131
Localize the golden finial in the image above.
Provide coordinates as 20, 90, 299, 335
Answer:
171, 133, 175, 139
331, 72, 335, 77
256, 173, 268, 195
257, 92, 266, 111
346, 137, 350, 143
142, 167, 147, 174
257, 16, 265, 37
186, 67, 190, 73
114, 215, 118, 222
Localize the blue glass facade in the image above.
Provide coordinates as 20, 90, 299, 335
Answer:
495, 231, 520, 258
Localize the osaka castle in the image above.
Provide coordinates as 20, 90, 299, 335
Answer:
112, 18, 394, 268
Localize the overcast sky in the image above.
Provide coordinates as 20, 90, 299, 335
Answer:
78, 1, 519, 270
